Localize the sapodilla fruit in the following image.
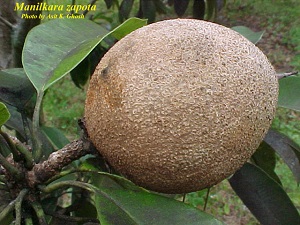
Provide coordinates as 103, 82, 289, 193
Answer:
85, 19, 278, 194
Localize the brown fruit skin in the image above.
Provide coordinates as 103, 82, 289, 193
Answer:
85, 19, 278, 194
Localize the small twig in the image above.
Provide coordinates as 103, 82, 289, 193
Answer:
182, 193, 186, 202
0, 15, 14, 29
71, 0, 76, 14
15, 189, 29, 225
0, 188, 28, 222
30, 201, 47, 225
83, 0, 97, 16
13, 138, 33, 169
39, 180, 95, 193
203, 187, 211, 211
277, 71, 298, 79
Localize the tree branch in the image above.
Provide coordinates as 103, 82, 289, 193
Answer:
27, 137, 95, 187
27, 118, 98, 188
0, 15, 15, 29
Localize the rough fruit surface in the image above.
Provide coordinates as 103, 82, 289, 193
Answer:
85, 19, 278, 194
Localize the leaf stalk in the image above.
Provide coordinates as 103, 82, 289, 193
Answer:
0, 131, 21, 162
0, 150, 22, 180
32, 91, 44, 163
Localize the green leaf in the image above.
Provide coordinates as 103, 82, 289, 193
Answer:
22, 19, 108, 93
231, 26, 264, 44
229, 163, 300, 225
154, 0, 168, 14
174, 0, 190, 17
264, 129, 300, 183
73, 198, 98, 219
0, 68, 35, 109
88, 171, 145, 192
0, 133, 12, 157
252, 141, 282, 185
206, 0, 216, 20
140, 0, 156, 23
41, 126, 69, 149
95, 188, 224, 225
193, 0, 205, 19
119, 0, 134, 22
3, 105, 28, 140
109, 17, 147, 40
0, 102, 10, 126
22, 18, 147, 94
69, 18, 146, 88
278, 75, 300, 111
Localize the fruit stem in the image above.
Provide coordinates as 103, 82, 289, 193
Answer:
28, 136, 95, 187
276, 71, 298, 79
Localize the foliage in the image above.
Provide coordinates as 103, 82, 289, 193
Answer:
0, 9, 300, 225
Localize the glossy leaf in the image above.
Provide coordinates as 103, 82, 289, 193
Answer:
4, 105, 56, 156
41, 126, 69, 149
278, 75, 300, 111
0, 68, 35, 109
231, 26, 264, 44
229, 163, 300, 225
73, 198, 98, 219
251, 141, 282, 185
4, 105, 29, 141
0, 133, 11, 157
95, 188, 224, 225
109, 17, 147, 40
264, 129, 300, 183
70, 46, 107, 88
23, 18, 146, 93
88, 170, 145, 192
174, 0, 190, 17
70, 55, 91, 89
154, 0, 168, 14
140, 0, 156, 23
0, 102, 10, 126
22, 19, 108, 93
78, 171, 223, 224
206, 0, 216, 20
119, 0, 134, 22
193, 0, 205, 19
